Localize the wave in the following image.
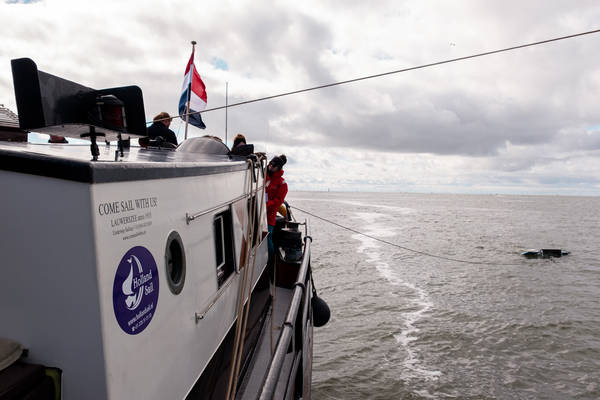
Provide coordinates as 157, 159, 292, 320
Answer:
352, 211, 441, 381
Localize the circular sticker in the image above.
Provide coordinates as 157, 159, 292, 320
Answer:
113, 246, 159, 335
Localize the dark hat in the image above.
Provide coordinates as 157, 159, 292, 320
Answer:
269, 154, 287, 168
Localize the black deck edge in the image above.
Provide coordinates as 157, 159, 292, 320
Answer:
0, 149, 248, 183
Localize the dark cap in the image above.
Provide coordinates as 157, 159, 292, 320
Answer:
269, 154, 287, 169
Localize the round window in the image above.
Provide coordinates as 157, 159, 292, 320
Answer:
165, 231, 186, 295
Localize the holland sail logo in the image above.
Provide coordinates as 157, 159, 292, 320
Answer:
122, 255, 153, 310
113, 246, 159, 335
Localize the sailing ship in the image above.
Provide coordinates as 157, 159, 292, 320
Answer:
0, 58, 329, 399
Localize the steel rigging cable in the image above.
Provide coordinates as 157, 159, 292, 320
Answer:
159, 27, 600, 124
291, 205, 531, 267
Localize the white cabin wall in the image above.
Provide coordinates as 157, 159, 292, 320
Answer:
0, 163, 268, 400
0, 170, 107, 400
91, 167, 265, 400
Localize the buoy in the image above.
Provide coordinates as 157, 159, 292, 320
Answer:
521, 249, 569, 259
312, 295, 330, 327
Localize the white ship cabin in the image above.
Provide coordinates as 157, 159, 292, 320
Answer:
0, 57, 330, 400
0, 131, 280, 396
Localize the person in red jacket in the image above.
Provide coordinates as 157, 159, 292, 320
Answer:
265, 154, 288, 256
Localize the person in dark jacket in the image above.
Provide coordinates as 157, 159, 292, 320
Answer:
229, 133, 255, 156
147, 112, 178, 146
265, 154, 288, 256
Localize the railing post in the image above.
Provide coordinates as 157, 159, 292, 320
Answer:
258, 237, 311, 400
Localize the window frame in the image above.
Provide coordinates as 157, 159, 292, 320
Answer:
213, 206, 236, 289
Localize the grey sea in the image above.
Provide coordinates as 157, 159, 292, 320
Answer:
288, 192, 600, 400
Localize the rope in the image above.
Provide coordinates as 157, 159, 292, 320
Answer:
270, 256, 276, 355
225, 158, 258, 400
230, 155, 267, 398
290, 205, 527, 267
150, 28, 600, 125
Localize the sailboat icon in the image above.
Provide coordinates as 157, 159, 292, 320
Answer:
122, 255, 144, 310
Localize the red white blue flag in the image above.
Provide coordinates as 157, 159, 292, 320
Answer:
179, 48, 207, 129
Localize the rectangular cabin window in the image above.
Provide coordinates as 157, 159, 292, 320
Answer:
214, 209, 235, 288
247, 195, 260, 247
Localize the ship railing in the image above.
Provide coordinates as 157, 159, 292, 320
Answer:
258, 234, 312, 400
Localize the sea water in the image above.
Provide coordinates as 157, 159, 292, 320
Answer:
288, 192, 600, 400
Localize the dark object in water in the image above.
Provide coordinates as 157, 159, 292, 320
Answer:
521, 249, 570, 259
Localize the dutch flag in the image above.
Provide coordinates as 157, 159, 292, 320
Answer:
179, 48, 207, 129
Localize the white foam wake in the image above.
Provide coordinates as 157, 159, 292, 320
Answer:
352, 212, 441, 381
338, 200, 415, 215
288, 197, 415, 215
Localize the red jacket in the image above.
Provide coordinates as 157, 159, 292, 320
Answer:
265, 169, 288, 226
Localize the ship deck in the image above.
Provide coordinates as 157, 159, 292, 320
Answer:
236, 286, 294, 400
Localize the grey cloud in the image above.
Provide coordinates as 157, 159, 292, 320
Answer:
245, 42, 600, 157
213, 10, 333, 84
134, 4, 333, 85
536, 175, 600, 186
0, 76, 10, 93
555, 128, 600, 152
3, 0, 600, 195
266, 90, 562, 156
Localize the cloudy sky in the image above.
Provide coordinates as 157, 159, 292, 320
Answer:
2, 0, 600, 195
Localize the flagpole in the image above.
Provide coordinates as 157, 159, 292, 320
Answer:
225, 82, 228, 145
184, 40, 196, 140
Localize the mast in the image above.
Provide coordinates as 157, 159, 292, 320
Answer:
184, 40, 196, 140
225, 82, 228, 145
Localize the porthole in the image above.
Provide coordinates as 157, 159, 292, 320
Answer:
165, 231, 186, 295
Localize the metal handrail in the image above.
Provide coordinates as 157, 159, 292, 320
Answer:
258, 236, 312, 400
185, 186, 267, 224
186, 160, 265, 224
